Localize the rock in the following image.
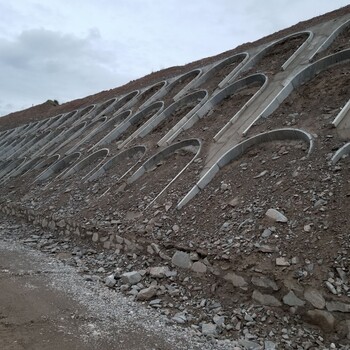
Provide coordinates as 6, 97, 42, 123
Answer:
228, 197, 239, 207
251, 276, 279, 291
325, 281, 337, 295
238, 339, 262, 349
283, 291, 305, 307
336, 320, 350, 340
149, 266, 169, 278
136, 286, 157, 301
56, 219, 66, 228
326, 301, 350, 313
104, 274, 116, 288
92, 232, 99, 242
171, 251, 192, 269
172, 224, 179, 233
265, 209, 288, 223
264, 340, 277, 350
252, 290, 281, 307
172, 312, 187, 324
276, 257, 290, 266
224, 272, 247, 288
304, 288, 325, 309
213, 315, 225, 326
261, 228, 272, 238
201, 323, 217, 336
191, 261, 207, 273
121, 271, 142, 285
306, 310, 335, 332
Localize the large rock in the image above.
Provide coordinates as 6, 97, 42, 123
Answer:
201, 323, 217, 336
336, 320, 350, 340
224, 272, 247, 288
265, 209, 288, 223
252, 290, 281, 307
104, 274, 116, 288
121, 271, 142, 285
306, 310, 335, 332
191, 261, 207, 273
251, 276, 279, 291
304, 288, 325, 309
172, 251, 192, 269
136, 286, 157, 301
326, 301, 350, 313
283, 291, 305, 307
149, 266, 169, 278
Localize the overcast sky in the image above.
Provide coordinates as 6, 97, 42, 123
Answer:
0, 0, 348, 116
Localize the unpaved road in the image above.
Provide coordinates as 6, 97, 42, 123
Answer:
0, 224, 217, 350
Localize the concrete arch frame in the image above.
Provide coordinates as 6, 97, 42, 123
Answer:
159, 73, 268, 147
64, 116, 108, 155
135, 80, 167, 111
47, 122, 87, 156
242, 48, 350, 136
2, 155, 44, 181
110, 90, 140, 117
32, 154, 61, 174
87, 145, 147, 182
0, 158, 27, 182
90, 97, 118, 121
331, 142, 350, 164
98, 102, 164, 150
61, 148, 109, 181
177, 128, 313, 209
35, 152, 81, 183
73, 110, 132, 153
175, 53, 249, 100
310, 18, 350, 62
230, 31, 313, 83
88, 110, 133, 151
123, 90, 208, 148
159, 69, 202, 104
332, 98, 350, 139
70, 105, 97, 128
127, 138, 201, 209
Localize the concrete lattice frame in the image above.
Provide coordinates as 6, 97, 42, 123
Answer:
61, 148, 109, 180
242, 48, 350, 136
135, 80, 167, 111
35, 152, 81, 183
177, 128, 313, 209
87, 145, 147, 182
127, 139, 201, 209
158, 73, 268, 147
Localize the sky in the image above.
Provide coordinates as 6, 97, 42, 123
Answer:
0, 0, 348, 116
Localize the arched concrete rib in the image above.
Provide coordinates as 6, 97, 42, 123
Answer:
90, 97, 118, 121
87, 145, 146, 182
41, 114, 63, 130
159, 73, 267, 147
111, 90, 140, 116
177, 129, 313, 209
47, 122, 87, 156
35, 152, 81, 183
2, 155, 43, 180
61, 148, 109, 180
105, 102, 164, 150
135, 80, 167, 111
129, 90, 208, 145
229, 31, 313, 83
176, 53, 249, 99
310, 18, 350, 62
65, 116, 108, 155
332, 98, 350, 139
331, 142, 350, 164
127, 139, 201, 209
33, 154, 60, 172
88, 110, 134, 150
242, 48, 350, 136
162, 69, 202, 103
0, 158, 27, 181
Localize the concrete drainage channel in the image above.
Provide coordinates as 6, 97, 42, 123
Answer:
1, 11, 350, 349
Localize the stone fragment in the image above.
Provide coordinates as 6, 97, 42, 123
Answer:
172, 312, 187, 324
201, 323, 217, 336
92, 232, 99, 242
121, 271, 142, 285
224, 272, 247, 288
265, 208, 288, 223
336, 320, 350, 340
171, 251, 192, 269
326, 301, 350, 313
306, 310, 335, 332
304, 288, 325, 309
283, 291, 305, 307
276, 257, 290, 266
239, 339, 262, 350
136, 286, 157, 301
325, 281, 337, 295
57, 219, 66, 228
149, 266, 169, 278
104, 274, 116, 288
252, 290, 281, 307
191, 261, 207, 273
251, 276, 279, 291
264, 341, 277, 350
261, 228, 272, 238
